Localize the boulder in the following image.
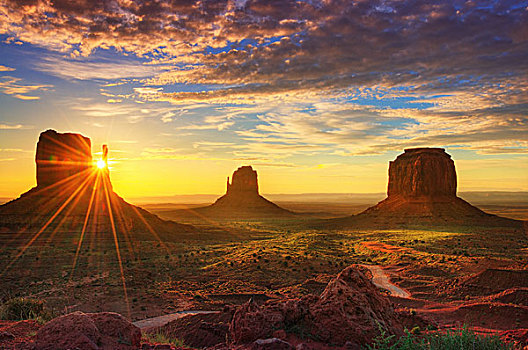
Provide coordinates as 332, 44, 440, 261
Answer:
34, 311, 141, 350
229, 265, 402, 346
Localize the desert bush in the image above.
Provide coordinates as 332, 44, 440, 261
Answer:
143, 330, 186, 346
365, 327, 513, 350
0, 297, 52, 322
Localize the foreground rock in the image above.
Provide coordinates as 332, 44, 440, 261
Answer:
34, 312, 141, 350
325, 148, 524, 228
228, 265, 402, 346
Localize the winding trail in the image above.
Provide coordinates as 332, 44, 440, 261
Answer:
363, 264, 411, 298
133, 310, 219, 331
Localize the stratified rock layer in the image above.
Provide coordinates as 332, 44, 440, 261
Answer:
387, 148, 456, 198
36, 129, 93, 187
326, 148, 523, 228
227, 166, 259, 195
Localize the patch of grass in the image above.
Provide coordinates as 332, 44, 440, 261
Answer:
143, 330, 187, 347
365, 327, 513, 350
0, 297, 53, 322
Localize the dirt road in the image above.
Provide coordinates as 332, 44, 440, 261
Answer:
133, 310, 219, 331
363, 264, 411, 298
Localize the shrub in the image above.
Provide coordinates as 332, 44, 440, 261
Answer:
0, 297, 52, 322
143, 330, 186, 347
365, 326, 513, 350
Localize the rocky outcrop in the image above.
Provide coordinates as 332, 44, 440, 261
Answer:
324, 148, 524, 228
0, 129, 197, 241
228, 265, 402, 346
166, 166, 293, 219
227, 166, 259, 195
34, 312, 141, 350
387, 148, 456, 198
36, 129, 93, 187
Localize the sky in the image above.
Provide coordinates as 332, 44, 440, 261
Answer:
0, 0, 527, 199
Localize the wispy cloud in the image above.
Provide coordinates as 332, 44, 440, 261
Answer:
0, 65, 15, 72
0, 76, 51, 100
0, 124, 30, 130
35, 56, 169, 81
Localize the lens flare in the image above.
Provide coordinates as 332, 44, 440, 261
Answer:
96, 159, 106, 169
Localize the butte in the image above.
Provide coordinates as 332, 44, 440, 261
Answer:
167, 166, 293, 220
325, 148, 525, 229
0, 129, 196, 241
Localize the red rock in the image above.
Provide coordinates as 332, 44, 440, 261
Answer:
89, 312, 141, 349
324, 148, 524, 228
229, 265, 402, 346
34, 311, 140, 350
227, 166, 259, 195
308, 265, 402, 344
0, 331, 15, 341
387, 148, 456, 198
34, 312, 100, 350
192, 166, 293, 218
250, 338, 294, 349
36, 129, 93, 187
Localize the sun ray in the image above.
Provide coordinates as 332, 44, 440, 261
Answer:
102, 172, 131, 319
1, 170, 96, 277
69, 173, 100, 281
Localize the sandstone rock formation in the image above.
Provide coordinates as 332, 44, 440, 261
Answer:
0, 129, 196, 241
166, 166, 293, 219
36, 129, 93, 187
226, 166, 259, 195
228, 265, 403, 346
34, 311, 141, 350
387, 148, 456, 198
326, 148, 523, 228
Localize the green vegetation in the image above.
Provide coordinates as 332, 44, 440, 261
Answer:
0, 297, 53, 322
143, 330, 188, 347
366, 327, 514, 350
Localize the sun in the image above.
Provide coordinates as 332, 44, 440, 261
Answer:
96, 159, 106, 169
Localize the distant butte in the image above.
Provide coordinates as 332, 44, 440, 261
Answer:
326, 148, 524, 228
168, 166, 294, 219
0, 129, 195, 240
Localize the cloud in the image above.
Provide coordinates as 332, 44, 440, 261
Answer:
0, 0, 526, 158
1, 1, 524, 98
134, 87, 163, 94
0, 76, 51, 100
35, 56, 169, 80
0, 124, 29, 130
0, 65, 15, 72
